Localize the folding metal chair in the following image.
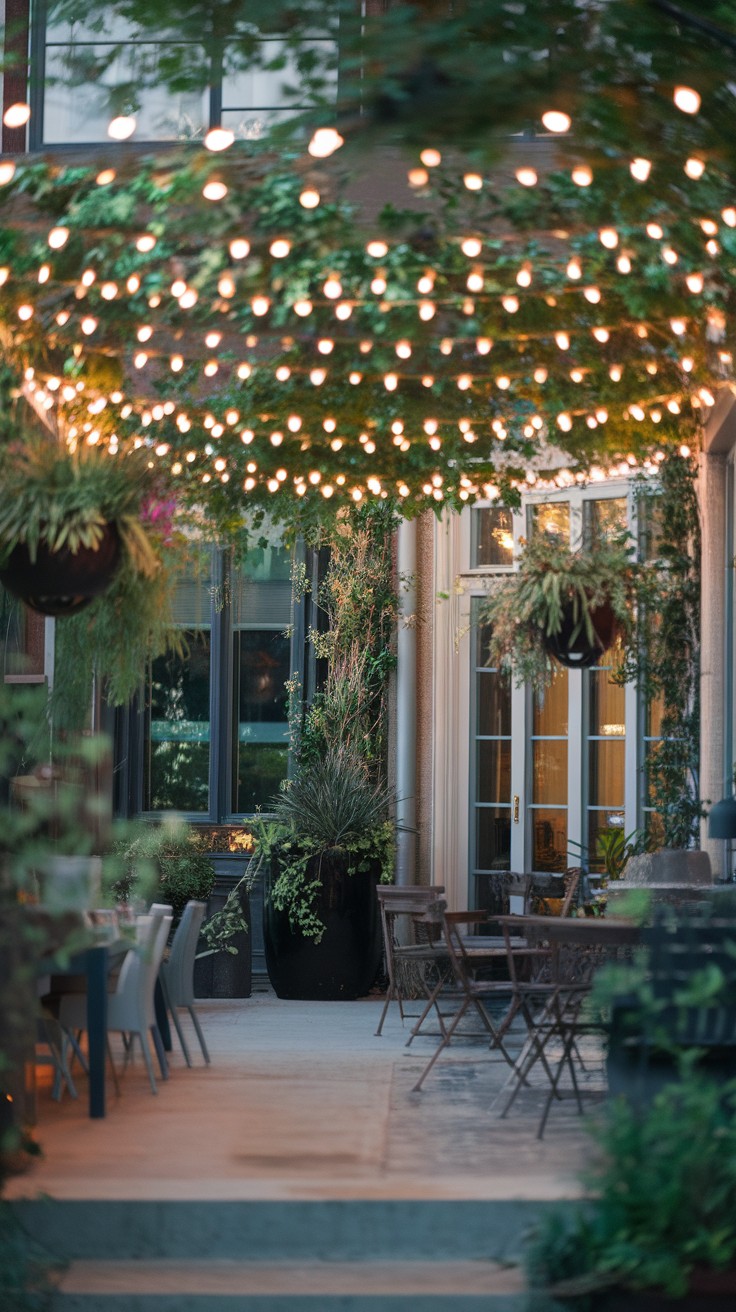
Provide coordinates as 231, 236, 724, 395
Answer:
375, 885, 449, 1039
410, 911, 546, 1092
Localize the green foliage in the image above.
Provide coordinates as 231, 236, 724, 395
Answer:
595, 828, 654, 882
526, 1077, 736, 1306
294, 502, 399, 775
481, 533, 641, 689
110, 818, 215, 924
619, 452, 702, 848
254, 747, 396, 941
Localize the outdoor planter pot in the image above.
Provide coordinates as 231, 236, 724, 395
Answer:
543, 598, 621, 669
0, 526, 122, 616
263, 851, 383, 1000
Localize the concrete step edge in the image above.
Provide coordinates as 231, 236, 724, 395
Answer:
55, 1257, 525, 1297
14, 1197, 566, 1263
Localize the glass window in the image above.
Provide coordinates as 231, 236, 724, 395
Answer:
139, 537, 296, 819
584, 497, 627, 544
38, 20, 336, 146
471, 506, 514, 569
528, 501, 570, 541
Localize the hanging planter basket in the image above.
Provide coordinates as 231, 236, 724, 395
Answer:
0, 526, 122, 617
544, 598, 621, 669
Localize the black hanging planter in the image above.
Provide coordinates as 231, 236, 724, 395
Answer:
0, 526, 122, 616
544, 598, 620, 669
263, 851, 383, 1000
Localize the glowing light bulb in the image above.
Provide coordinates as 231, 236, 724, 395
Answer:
17, 304, 33, 321
420, 148, 441, 167
308, 127, 344, 158
571, 166, 593, 187
630, 157, 651, 181
0, 161, 16, 185
609, 365, 623, 381
203, 180, 228, 201
516, 167, 537, 187
127, 274, 140, 293
179, 289, 198, 308
592, 327, 610, 342
251, 296, 270, 316
566, 258, 582, 280
463, 172, 483, 191
323, 278, 342, 299
408, 168, 429, 187
96, 168, 115, 186
555, 332, 570, 350
599, 227, 619, 249
418, 301, 436, 321
461, 237, 482, 257
557, 412, 573, 432
205, 127, 234, 152
170, 355, 184, 372
48, 226, 69, 249
108, 115, 136, 140
270, 239, 291, 258
293, 299, 313, 316
516, 266, 532, 288
583, 286, 601, 304
684, 157, 705, 179
3, 102, 31, 128
501, 295, 519, 313
685, 272, 704, 293
299, 188, 320, 208
533, 368, 548, 384
722, 208, 736, 227
541, 110, 571, 133
476, 338, 492, 354
136, 234, 156, 252
674, 86, 701, 114
617, 255, 632, 274
80, 316, 97, 334
466, 271, 483, 292
366, 241, 388, 257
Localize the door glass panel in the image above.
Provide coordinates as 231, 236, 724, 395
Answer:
531, 809, 567, 872
533, 740, 568, 805
476, 807, 512, 870
589, 740, 625, 807
477, 740, 512, 803
589, 669, 625, 736
533, 672, 568, 736
471, 507, 514, 568
471, 599, 512, 882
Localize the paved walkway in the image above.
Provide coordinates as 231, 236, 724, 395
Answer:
7, 990, 602, 1203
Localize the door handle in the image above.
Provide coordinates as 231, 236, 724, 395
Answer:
513, 795, 520, 823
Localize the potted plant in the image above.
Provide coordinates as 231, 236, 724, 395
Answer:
525, 1073, 736, 1309
0, 432, 183, 723
481, 533, 641, 687
192, 828, 255, 999
257, 746, 395, 1000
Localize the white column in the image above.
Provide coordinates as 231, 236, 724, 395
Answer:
396, 517, 417, 885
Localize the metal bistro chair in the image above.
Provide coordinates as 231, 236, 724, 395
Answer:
411, 910, 550, 1092
375, 885, 449, 1039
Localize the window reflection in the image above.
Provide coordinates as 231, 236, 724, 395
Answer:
471, 507, 514, 568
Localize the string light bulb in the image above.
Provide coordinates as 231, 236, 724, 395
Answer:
541, 110, 571, 133
674, 86, 701, 114
204, 127, 234, 151
308, 127, 344, 158
630, 157, 651, 181
108, 115, 136, 140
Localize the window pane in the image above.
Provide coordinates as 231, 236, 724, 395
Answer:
533, 672, 568, 736
43, 44, 207, 143
589, 670, 625, 737
584, 497, 627, 543
476, 807, 512, 870
531, 809, 567, 872
477, 740, 511, 804
529, 502, 570, 541
144, 634, 211, 812
533, 740, 568, 805
587, 812, 626, 873
589, 740, 625, 808
477, 671, 512, 736
231, 629, 290, 813
471, 507, 514, 568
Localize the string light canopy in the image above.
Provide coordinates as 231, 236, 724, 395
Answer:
0, 121, 731, 530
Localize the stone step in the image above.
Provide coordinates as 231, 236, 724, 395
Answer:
14, 1198, 560, 1264
50, 1258, 526, 1311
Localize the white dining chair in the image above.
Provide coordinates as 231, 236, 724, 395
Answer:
60, 910, 172, 1095
159, 900, 211, 1066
